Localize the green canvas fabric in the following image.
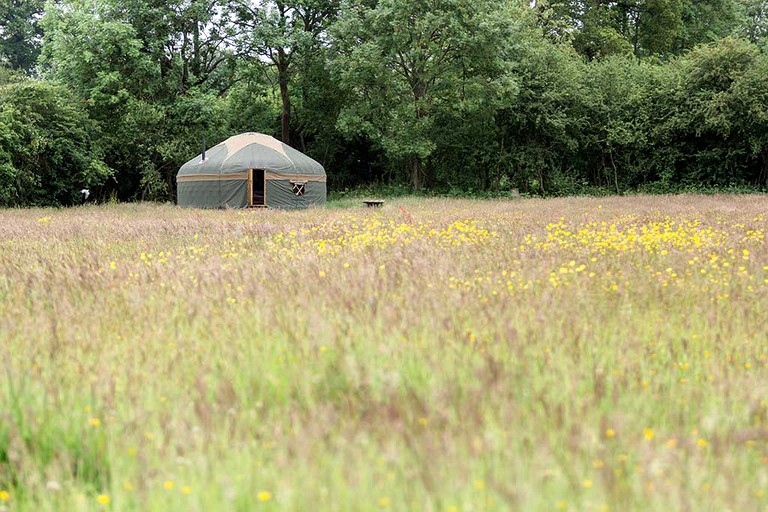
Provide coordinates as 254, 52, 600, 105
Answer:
221, 179, 249, 208
177, 179, 249, 208
177, 181, 219, 208
266, 180, 326, 209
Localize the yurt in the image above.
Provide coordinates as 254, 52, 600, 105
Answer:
176, 133, 326, 209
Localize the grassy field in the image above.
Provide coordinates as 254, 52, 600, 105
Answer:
1, 195, 767, 511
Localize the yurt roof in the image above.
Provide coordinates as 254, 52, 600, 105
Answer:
178, 133, 325, 177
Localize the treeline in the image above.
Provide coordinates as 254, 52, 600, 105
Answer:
0, 0, 766, 205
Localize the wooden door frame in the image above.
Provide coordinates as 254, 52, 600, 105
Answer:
249, 168, 266, 207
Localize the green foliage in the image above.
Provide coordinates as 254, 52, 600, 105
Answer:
676, 0, 741, 49
333, 0, 519, 189
641, 0, 684, 54
40, 0, 235, 201
0, 0, 44, 73
0, 79, 112, 206
736, 0, 768, 43
224, 64, 281, 136
0, 0, 763, 204
675, 38, 768, 186
231, 0, 340, 146
494, 36, 584, 194
540, 0, 743, 58
573, 24, 635, 59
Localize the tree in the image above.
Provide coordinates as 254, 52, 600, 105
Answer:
674, 0, 740, 50
103, 0, 238, 95
578, 57, 654, 192
495, 36, 586, 194
638, 0, 683, 55
0, 0, 45, 73
0, 79, 112, 206
232, 0, 339, 146
674, 38, 768, 186
736, 0, 768, 43
40, 0, 235, 200
534, 0, 746, 58
333, 0, 518, 190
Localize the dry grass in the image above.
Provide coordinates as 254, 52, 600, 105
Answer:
1, 194, 767, 511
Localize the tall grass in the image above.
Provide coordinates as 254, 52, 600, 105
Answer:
1, 195, 767, 511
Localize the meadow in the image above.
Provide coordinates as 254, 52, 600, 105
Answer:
1, 194, 767, 511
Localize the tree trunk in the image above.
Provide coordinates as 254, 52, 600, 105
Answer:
181, 31, 189, 91
759, 150, 768, 187
411, 81, 428, 191
277, 49, 291, 146
609, 149, 620, 194
494, 130, 505, 192
192, 19, 201, 78
633, 10, 641, 56
412, 156, 424, 190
